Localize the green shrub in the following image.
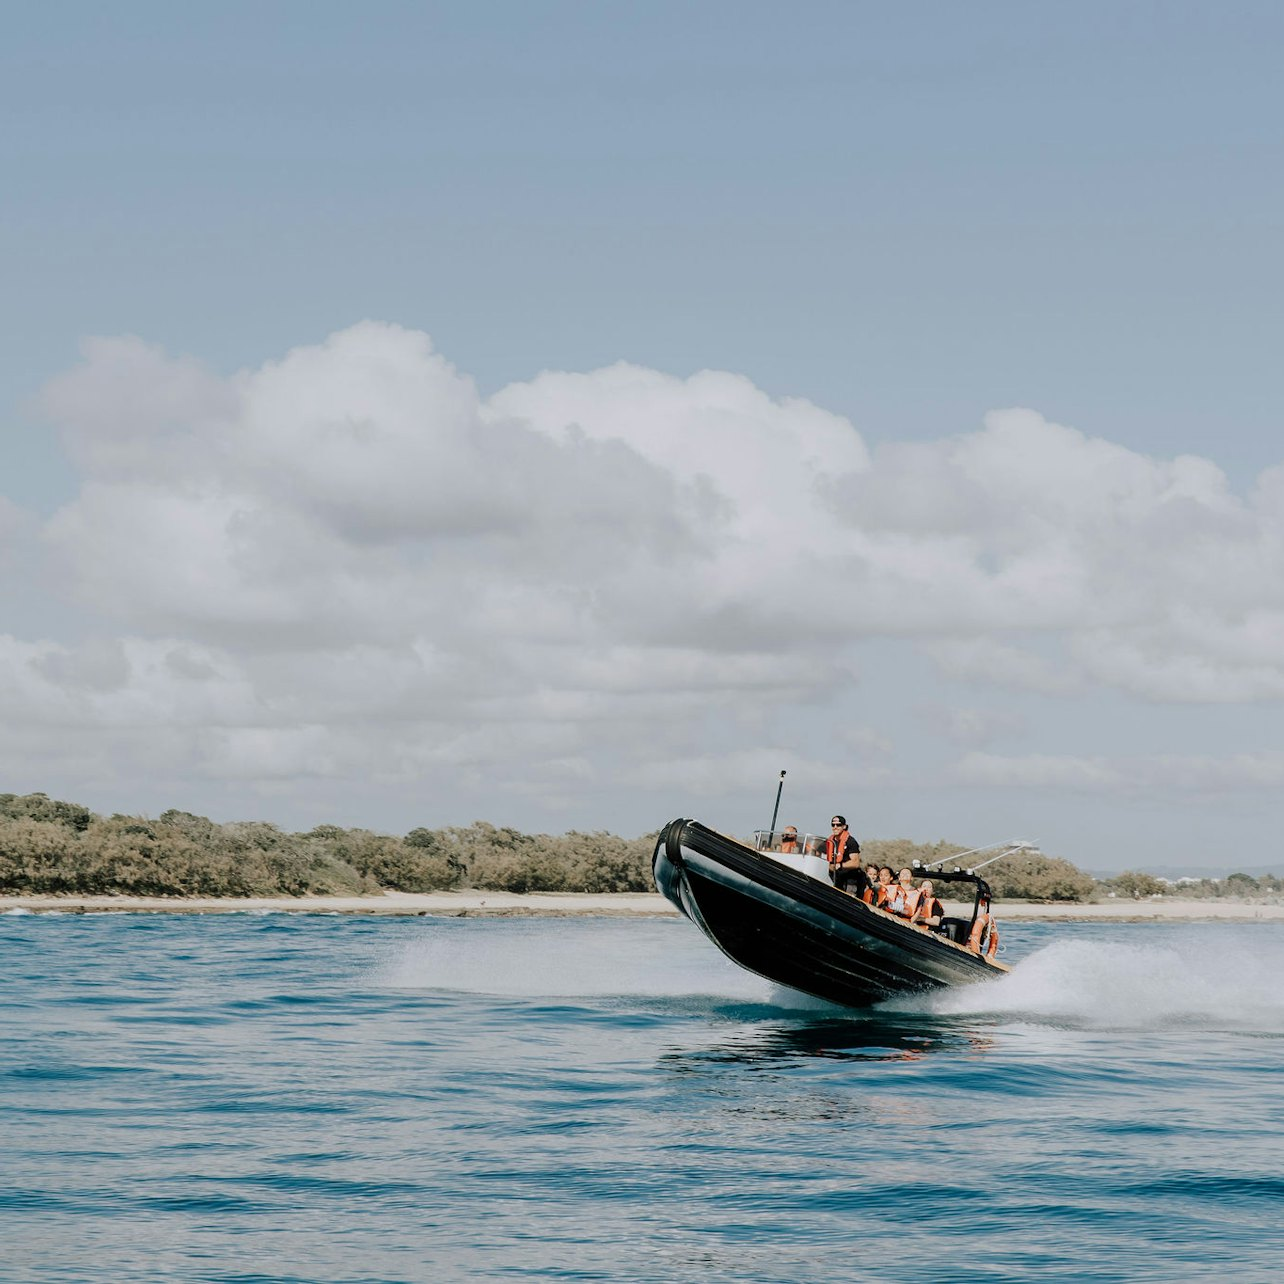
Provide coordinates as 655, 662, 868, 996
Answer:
0, 792, 92, 832
1105, 870, 1167, 900
985, 852, 1097, 902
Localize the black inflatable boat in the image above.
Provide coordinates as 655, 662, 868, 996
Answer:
653, 818, 1009, 1009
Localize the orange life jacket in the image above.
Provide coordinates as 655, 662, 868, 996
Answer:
885, 882, 915, 917
823, 829, 857, 866
913, 895, 942, 924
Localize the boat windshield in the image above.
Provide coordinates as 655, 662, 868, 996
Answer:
752, 830, 822, 855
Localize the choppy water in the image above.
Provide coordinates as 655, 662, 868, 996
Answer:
3, 912, 1282, 1283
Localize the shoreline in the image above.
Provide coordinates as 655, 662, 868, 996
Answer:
3, 891, 1284, 921
0, 891, 675, 918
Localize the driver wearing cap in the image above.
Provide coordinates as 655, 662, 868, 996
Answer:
824, 815, 868, 896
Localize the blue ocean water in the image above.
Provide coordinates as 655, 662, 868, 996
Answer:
2, 912, 1282, 1283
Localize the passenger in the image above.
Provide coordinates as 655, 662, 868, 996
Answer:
874, 866, 894, 907
883, 867, 917, 918
861, 862, 880, 905
967, 898, 1000, 958
823, 815, 867, 897
912, 880, 943, 929
778, 826, 800, 854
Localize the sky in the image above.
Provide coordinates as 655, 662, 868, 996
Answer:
3, 1, 1284, 872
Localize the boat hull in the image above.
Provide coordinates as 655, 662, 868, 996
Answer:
653, 818, 1006, 1008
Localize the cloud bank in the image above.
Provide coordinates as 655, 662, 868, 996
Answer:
5, 321, 1284, 833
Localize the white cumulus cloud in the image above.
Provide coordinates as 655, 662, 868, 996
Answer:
7, 321, 1284, 837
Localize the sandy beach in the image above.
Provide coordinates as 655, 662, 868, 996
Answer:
0, 891, 674, 917
3, 891, 1283, 920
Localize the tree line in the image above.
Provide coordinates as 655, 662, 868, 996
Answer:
1102, 868, 1282, 900
0, 791, 1276, 901
0, 792, 656, 897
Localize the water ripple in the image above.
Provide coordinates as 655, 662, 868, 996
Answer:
4, 914, 1284, 1281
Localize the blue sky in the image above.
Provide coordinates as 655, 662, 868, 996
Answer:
4, 3, 1284, 870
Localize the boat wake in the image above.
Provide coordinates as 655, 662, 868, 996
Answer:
898, 934, 1284, 1032
376, 919, 1284, 1032
376, 919, 786, 1003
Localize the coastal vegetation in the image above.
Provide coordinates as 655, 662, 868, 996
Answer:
0, 793, 655, 897
1102, 868, 1283, 900
1, 791, 1277, 902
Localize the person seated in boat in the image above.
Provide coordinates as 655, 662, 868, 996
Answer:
873, 866, 894, 907
911, 879, 943, 929
967, 897, 1000, 958
883, 867, 917, 918
861, 862, 880, 904
823, 815, 867, 896
777, 826, 801, 854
